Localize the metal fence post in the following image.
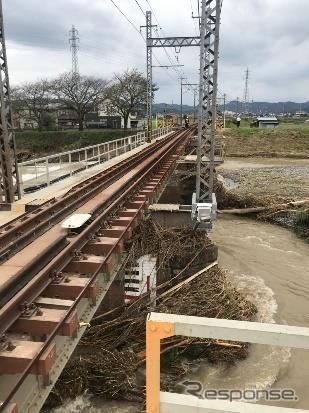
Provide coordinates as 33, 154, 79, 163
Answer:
69, 153, 73, 176
18, 165, 24, 197
46, 159, 50, 187
85, 149, 88, 169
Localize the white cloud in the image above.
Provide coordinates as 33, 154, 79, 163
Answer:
4, 0, 309, 104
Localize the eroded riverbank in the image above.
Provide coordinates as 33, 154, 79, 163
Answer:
217, 157, 309, 242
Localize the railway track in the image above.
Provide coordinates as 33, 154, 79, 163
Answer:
0, 127, 193, 412
0, 130, 180, 262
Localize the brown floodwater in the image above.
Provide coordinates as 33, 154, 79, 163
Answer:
50, 215, 309, 411
189, 216, 309, 409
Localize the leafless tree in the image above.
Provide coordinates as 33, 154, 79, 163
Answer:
107, 69, 155, 129
11, 80, 52, 130
50, 73, 108, 130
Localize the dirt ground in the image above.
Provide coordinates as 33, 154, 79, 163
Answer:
218, 158, 309, 201
219, 124, 309, 200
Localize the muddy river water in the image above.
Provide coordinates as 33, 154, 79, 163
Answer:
51, 215, 309, 412
194, 216, 309, 410
50, 158, 309, 411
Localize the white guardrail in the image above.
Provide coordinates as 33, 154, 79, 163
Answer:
18, 127, 173, 195
146, 312, 309, 413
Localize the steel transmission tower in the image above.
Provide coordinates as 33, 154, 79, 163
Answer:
243, 67, 249, 114
0, 0, 20, 203
69, 25, 80, 76
195, 0, 222, 203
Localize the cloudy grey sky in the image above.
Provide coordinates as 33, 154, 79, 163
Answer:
4, 0, 309, 105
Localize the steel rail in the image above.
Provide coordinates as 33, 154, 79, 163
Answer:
0, 128, 191, 333
0, 127, 192, 412
0, 131, 183, 311
0, 131, 179, 262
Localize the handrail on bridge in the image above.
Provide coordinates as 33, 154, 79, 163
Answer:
17, 127, 173, 194
146, 312, 309, 413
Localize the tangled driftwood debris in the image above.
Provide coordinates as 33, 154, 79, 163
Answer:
215, 180, 284, 210
219, 199, 309, 216
215, 180, 309, 241
46, 220, 257, 408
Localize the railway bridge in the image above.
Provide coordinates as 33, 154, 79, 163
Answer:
0, 127, 205, 412
2, 0, 306, 412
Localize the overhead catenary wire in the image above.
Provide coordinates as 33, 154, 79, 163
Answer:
111, 0, 199, 94
144, 0, 163, 30
133, 0, 146, 16
146, 0, 181, 73
110, 0, 172, 76
129, 0, 184, 82
143, 0, 198, 91
109, 0, 145, 38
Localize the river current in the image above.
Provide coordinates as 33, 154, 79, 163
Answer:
50, 216, 309, 411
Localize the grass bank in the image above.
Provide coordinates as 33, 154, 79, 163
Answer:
224, 123, 309, 158
15, 129, 138, 158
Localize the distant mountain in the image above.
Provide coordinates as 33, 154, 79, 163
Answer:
153, 103, 195, 114
225, 101, 309, 115
154, 101, 309, 115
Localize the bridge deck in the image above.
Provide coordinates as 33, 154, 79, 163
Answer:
0, 128, 191, 413
0, 132, 172, 228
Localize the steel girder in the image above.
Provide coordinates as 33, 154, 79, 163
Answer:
147, 36, 201, 48
146, 11, 153, 142
196, 0, 221, 202
0, 0, 20, 203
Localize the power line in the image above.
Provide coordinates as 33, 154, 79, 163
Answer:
110, 0, 195, 87
120, 0, 177, 79
144, 0, 191, 83
144, 0, 162, 29
109, 0, 161, 69
122, 0, 178, 81
136, 1, 185, 82
142, 0, 201, 92
109, 0, 144, 38
133, 0, 146, 16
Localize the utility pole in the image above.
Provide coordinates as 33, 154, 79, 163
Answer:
142, 11, 200, 141
193, 89, 197, 121
223, 93, 226, 128
0, 0, 20, 203
236, 97, 240, 113
141, 12, 155, 142
180, 76, 186, 127
243, 67, 249, 114
69, 25, 80, 77
146, 11, 152, 142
